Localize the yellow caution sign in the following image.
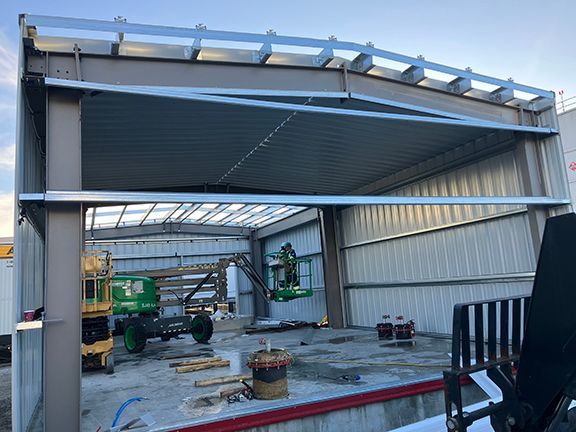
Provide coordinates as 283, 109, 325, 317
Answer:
0, 245, 14, 259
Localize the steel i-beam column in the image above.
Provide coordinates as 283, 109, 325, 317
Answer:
44, 90, 83, 432
319, 207, 345, 328
250, 231, 269, 318
516, 133, 547, 258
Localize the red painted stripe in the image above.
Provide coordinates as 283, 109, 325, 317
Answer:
170, 377, 462, 432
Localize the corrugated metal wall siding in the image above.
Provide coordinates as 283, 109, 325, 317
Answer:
340, 152, 523, 247
346, 280, 533, 334
340, 153, 536, 334
263, 222, 327, 322
86, 234, 252, 319
341, 214, 535, 284
15, 220, 45, 429
0, 258, 14, 337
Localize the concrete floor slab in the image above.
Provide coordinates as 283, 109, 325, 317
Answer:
80, 327, 469, 431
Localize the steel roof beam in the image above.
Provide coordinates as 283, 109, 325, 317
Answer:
86, 222, 250, 239
20, 191, 570, 207
44, 78, 558, 134
114, 205, 127, 228
24, 14, 554, 100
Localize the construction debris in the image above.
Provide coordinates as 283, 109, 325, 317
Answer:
175, 360, 230, 374
160, 351, 214, 361
245, 320, 312, 334
194, 374, 252, 387
169, 356, 222, 368
310, 359, 449, 368
219, 386, 247, 399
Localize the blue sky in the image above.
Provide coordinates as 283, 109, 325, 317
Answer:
0, 0, 574, 236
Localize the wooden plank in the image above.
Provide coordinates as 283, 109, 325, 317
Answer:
220, 386, 247, 398
160, 351, 214, 361
175, 360, 230, 374
169, 356, 222, 368
195, 374, 252, 387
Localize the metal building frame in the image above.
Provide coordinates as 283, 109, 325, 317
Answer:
13, 14, 570, 432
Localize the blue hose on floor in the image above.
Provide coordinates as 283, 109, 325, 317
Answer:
111, 397, 146, 428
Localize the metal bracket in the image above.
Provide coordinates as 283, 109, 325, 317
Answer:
401, 65, 426, 84
490, 87, 515, 104
351, 53, 374, 73
254, 43, 272, 64
184, 38, 202, 60
16, 318, 63, 331
447, 77, 472, 95
314, 47, 334, 67
73, 43, 82, 81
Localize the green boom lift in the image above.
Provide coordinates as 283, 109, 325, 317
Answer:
112, 253, 313, 353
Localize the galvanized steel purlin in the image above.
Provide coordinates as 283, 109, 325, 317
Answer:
20, 191, 570, 206
26, 14, 554, 100
44, 78, 557, 134
343, 272, 536, 289
340, 208, 529, 250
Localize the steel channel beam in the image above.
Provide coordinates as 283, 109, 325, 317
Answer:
86, 222, 249, 239
20, 190, 570, 207
44, 78, 557, 134
250, 231, 268, 318
319, 206, 345, 329
25, 15, 554, 99
515, 133, 548, 257
44, 90, 83, 432
38, 54, 523, 124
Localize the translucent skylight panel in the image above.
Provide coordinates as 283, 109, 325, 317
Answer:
187, 210, 209, 220
209, 212, 231, 222
232, 214, 251, 223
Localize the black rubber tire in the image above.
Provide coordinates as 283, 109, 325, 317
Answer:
105, 354, 115, 374
123, 322, 147, 353
191, 314, 214, 343
160, 335, 171, 342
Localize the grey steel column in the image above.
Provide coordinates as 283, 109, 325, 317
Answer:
44, 90, 83, 432
515, 133, 547, 258
319, 207, 345, 329
250, 231, 269, 318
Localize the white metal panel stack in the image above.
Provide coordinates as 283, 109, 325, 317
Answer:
340, 152, 535, 334
0, 253, 13, 339
559, 109, 576, 209
263, 222, 326, 322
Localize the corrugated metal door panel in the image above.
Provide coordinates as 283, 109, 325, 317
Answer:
0, 258, 14, 336
339, 152, 523, 247
346, 281, 533, 334
342, 214, 534, 285
263, 222, 327, 321
15, 220, 45, 429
